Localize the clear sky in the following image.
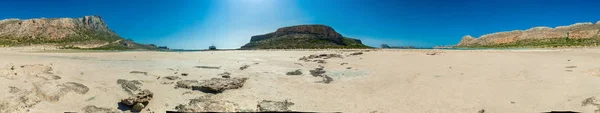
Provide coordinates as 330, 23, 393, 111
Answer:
1, 0, 600, 49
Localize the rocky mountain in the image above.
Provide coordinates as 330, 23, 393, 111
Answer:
457, 21, 600, 48
241, 25, 370, 49
0, 15, 159, 50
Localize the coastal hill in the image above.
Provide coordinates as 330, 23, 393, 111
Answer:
457, 21, 600, 48
240, 25, 370, 49
0, 15, 159, 50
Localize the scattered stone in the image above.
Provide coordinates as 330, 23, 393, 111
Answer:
313, 60, 327, 64
340, 63, 348, 65
566, 70, 573, 72
582, 97, 599, 106
195, 66, 221, 69
129, 71, 148, 75
175, 95, 239, 112
478, 109, 485, 113
566, 66, 578, 68
8, 86, 20, 93
117, 79, 143, 95
309, 66, 333, 84
510, 101, 515, 104
82, 105, 119, 113
164, 76, 180, 80
567, 59, 571, 62
257, 100, 295, 112
309, 67, 326, 77
86, 96, 96, 101
182, 91, 193, 95
222, 75, 231, 78
181, 73, 188, 76
299, 54, 343, 62
132, 103, 145, 112
218, 72, 231, 76
192, 78, 248, 93
10, 66, 14, 70
349, 52, 363, 56
286, 70, 303, 75
60, 82, 89, 94
370, 110, 383, 113
317, 75, 333, 84
346, 67, 352, 69
176, 80, 199, 89
161, 82, 174, 84
426, 52, 439, 55
240, 65, 250, 70
119, 89, 153, 112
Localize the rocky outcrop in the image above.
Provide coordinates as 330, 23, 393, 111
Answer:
241, 25, 370, 49
457, 21, 600, 47
0, 15, 161, 50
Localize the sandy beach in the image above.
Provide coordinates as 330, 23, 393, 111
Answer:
2, 49, 600, 113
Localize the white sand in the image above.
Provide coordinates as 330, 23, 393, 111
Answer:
2, 49, 600, 113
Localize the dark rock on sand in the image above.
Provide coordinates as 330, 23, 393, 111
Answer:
309, 66, 333, 84
239, 65, 250, 70
117, 79, 143, 95
317, 76, 333, 84
129, 71, 148, 75
8, 86, 20, 93
119, 89, 153, 112
299, 54, 343, 62
349, 52, 363, 56
175, 95, 239, 112
257, 100, 295, 112
309, 67, 326, 77
218, 72, 231, 76
176, 80, 199, 89
195, 66, 221, 69
82, 105, 120, 113
181, 73, 188, 76
221, 75, 231, 78
286, 70, 303, 75
192, 78, 248, 94
60, 82, 89, 94
313, 59, 327, 64
164, 76, 180, 80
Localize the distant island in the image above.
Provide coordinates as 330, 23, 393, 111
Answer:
380, 44, 416, 49
0, 15, 165, 50
456, 21, 600, 48
240, 25, 371, 49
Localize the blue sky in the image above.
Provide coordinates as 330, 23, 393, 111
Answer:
1, 0, 600, 49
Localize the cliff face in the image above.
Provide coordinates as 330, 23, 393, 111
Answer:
241, 25, 370, 49
0, 16, 119, 43
0, 15, 158, 50
457, 21, 600, 47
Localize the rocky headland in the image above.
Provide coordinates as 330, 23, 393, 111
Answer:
0, 15, 162, 50
457, 21, 600, 48
241, 25, 370, 49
